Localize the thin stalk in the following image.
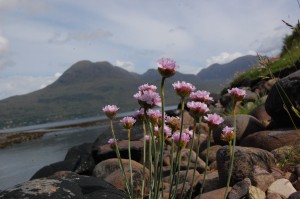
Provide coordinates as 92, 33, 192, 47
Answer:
172, 149, 182, 198
128, 129, 134, 197
168, 136, 175, 198
142, 120, 147, 198
180, 119, 197, 198
169, 97, 185, 198
110, 120, 131, 198
224, 104, 237, 199
200, 128, 212, 194
157, 76, 166, 199
189, 116, 202, 199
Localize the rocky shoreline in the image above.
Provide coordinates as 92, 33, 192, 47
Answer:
1, 69, 300, 198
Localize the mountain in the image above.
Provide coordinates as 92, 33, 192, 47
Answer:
197, 55, 259, 81
0, 56, 258, 129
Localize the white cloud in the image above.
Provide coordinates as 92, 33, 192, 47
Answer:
0, 33, 8, 53
0, 73, 61, 100
115, 60, 135, 72
205, 51, 256, 67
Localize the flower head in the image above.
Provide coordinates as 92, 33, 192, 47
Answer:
138, 84, 157, 92
227, 87, 246, 101
190, 90, 213, 103
172, 81, 196, 98
102, 105, 119, 119
147, 109, 162, 125
145, 134, 156, 142
187, 101, 209, 119
165, 116, 181, 131
157, 58, 177, 78
133, 90, 162, 108
133, 108, 145, 121
183, 128, 194, 139
172, 130, 190, 149
204, 113, 224, 128
108, 138, 117, 148
120, 116, 136, 129
221, 126, 234, 142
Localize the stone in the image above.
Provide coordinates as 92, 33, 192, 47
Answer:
266, 192, 283, 199
268, 178, 297, 198
249, 165, 275, 192
288, 191, 300, 199
249, 103, 272, 127
240, 129, 300, 151
248, 185, 266, 199
198, 170, 221, 193
217, 146, 276, 186
194, 187, 231, 199
228, 178, 251, 199
64, 143, 95, 175
265, 70, 300, 127
199, 145, 222, 165
271, 145, 295, 162
0, 178, 84, 199
212, 114, 265, 145
93, 158, 150, 199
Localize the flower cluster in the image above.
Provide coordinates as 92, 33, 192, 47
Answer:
172, 81, 196, 98
147, 109, 162, 126
120, 116, 136, 129
172, 129, 191, 149
102, 105, 119, 119
190, 90, 213, 103
221, 126, 234, 142
133, 108, 145, 121
134, 89, 161, 109
204, 113, 224, 128
227, 87, 246, 102
157, 58, 177, 78
108, 138, 117, 148
187, 101, 209, 119
165, 116, 181, 131
138, 84, 157, 92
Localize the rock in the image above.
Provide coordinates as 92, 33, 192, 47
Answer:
266, 192, 283, 199
268, 178, 297, 198
194, 187, 231, 199
248, 185, 266, 199
93, 158, 150, 199
30, 159, 79, 180
271, 145, 295, 162
292, 179, 300, 191
288, 191, 300, 199
265, 70, 300, 127
212, 114, 265, 145
217, 146, 276, 186
84, 190, 126, 199
0, 178, 84, 199
249, 103, 272, 127
295, 164, 300, 178
64, 143, 95, 175
249, 165, 275, 192
240, 129, 300, 151
92, 139, 144, 163
228, 178, 251, 199
198, 170, 221, 193
199, 145, 221, 165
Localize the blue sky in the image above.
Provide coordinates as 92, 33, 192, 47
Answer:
0, 0, 299, 99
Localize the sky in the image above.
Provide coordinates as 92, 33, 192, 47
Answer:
0, 0, 299, 100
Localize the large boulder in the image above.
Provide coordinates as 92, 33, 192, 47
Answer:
240, 129, 300, 151
265, 70, 300, 127
217, 146, 276, 186
212, 114, 265, 145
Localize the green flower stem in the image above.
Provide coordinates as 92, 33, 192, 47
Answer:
170, 97, 185, 199
157, 76, 166, 199
180, 120, 197, 198
189, 117, 202, 199
200, 128, 212, 194
141, 120, 147, 198
172, 149, 182, 198
128, 129, 134, 197
168, 136, 175, 198
110, 120, 131, 198
224, 103, 237, 199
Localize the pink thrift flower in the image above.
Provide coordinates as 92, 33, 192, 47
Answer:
108, 138, 117, 148
204, 113, 224, 128
133, 108, 145, 121
102, 105, 119, 119
221, 126, 234, 142
227, 87, 246, 101
144, 134, 151, 141
163, 125, 172, 138
138, 83, 157, 92
190, 90, 213, 103
165, 116, 181, 131
120, 116, 136, 129
133, 90, 162, 108
157, 57, 177, 78
147, 109, 162, 125
172, 81, 196, 98
172, 130, 190, 149
183, 128, 194, 139
187, 101, 209, 118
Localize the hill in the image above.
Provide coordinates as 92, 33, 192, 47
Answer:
0, 56, 257, 129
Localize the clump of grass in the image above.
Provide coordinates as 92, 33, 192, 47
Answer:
275, 144, 300, 172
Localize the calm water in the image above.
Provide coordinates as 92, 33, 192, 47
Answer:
0, 125, 106, 190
